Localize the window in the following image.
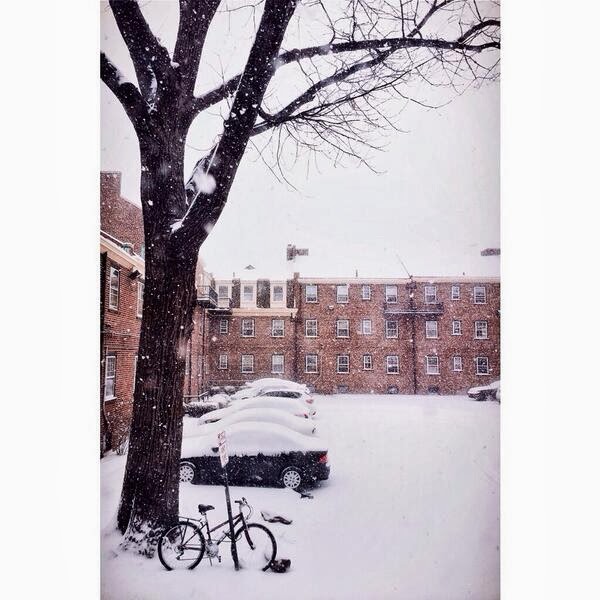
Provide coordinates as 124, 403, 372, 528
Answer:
218, 354, 228, 370
476, 356, 489, 375
386, 355, 399, 374
385, 285, 398, 303
185, 347, 191, 375
474, 285, 487, 304
305, 354, 318, 373
453, 356, 463, 371
241, 319, 255, 337
241, 354, 254, 373
387, 385, 399, 394
305, 319, 318, 337
424, 285, 437, 303
385, 320, 398, 338
452, 320, 462, 335
337, 284, 349, 303
426, 355, 440, 375
136, 281, 144, 317
242, 284, 255, 305
337, 354, 350, 373
271, 284, 285, 304
104, 354, 116, 400
305, 284, 318, 303
362, 285, 371, 300
219, 319, 229, 334
271, 319, 285, 337
133, 355, 138, 390
361, 319, 372, 335
475, 320, 488, 339
218, 284, 230, 301
336, 385, 349, 394
425, 320, 438, 339
363, 354, 373, 370
271, 354, 284, 374
451, 285, 460, 300
109, 267, 120, 309
336, 319, 350, 338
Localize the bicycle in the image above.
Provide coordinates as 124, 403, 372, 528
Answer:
157, 497, 277, 572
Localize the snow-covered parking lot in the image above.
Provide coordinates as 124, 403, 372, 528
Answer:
101, 394, 499, 600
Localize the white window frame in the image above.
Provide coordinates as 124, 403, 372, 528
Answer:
336, 319, 350, 338
271, 354, 284, 374
241, 354, 254, 374
476, 356, 489, 375
109, 267, 120, 310
361, 285, 371, 300
425, 320, 438, 339
385, 285, 398, 303
271, 283, 285, 306
133, 355, 138, 391
473, 285, 487, 304
361, 319, 372, 335
424, 285, 437, 304
218, 354, 228, 370
363, 354, 373, 370
217, 283, 231, 307
136, 281, 144, 317
305, 354, 318, 373
474, 320, 489, 339
452, 320, 462, 335
453, 356, 463, 372
241, 283, 256, 306
426, 355, 440, 375
305, 284, 318, 303
271, 319, 285, 337
336, 284, 349, 303
241, 318, 255, 337
451, 285, 460, 300
336, 354, 350, 373
386, 355, 399, 374
104, 353, 116, 400
385, 319, 398, 338
305, 319, 318, 337
219, 319, 229, 334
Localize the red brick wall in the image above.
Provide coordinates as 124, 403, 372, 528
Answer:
204, 313, 297, 388
101, 256, 143, 451
100, 172, 144, 254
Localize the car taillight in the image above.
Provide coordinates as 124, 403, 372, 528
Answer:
318, 452, 328, 464
305, 397, 314, 404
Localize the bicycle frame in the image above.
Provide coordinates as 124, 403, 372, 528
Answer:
182, 501, 250, 547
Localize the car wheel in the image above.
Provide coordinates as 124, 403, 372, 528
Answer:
280, 467, 302, 490
179, 462, 196, 483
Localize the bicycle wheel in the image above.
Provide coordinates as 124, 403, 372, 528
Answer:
158, 521, 205, 571
233, 523, 277, 571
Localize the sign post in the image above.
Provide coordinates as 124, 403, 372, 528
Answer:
218, 431, 239, 570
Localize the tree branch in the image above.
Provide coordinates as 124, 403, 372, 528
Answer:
100, 52, 150, 133
173, 0, 221, 98
108, 0, 172, 100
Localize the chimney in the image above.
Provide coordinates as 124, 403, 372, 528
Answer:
286, 244, 295, 261
481, 248, 500, 256
100, 171, 122, 200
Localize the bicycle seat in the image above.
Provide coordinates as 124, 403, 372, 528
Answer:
198, 504, 215, 513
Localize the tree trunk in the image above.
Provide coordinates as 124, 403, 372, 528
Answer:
117, 141, 199, 555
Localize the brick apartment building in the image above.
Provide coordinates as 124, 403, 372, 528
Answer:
100, 172, 500, 451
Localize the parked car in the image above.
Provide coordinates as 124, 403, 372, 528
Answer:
230, 385, 316, 414
197, 396, 312, 425
180, 422, 330, 490
467, 380, 501, 402
195, 407, 316, 436
245, 378, 310, 394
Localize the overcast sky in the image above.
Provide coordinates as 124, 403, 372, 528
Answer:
101, 1, 499, 280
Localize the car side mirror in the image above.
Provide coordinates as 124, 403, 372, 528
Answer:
211, 447, 218, 453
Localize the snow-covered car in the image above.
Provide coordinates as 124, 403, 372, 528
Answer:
230, 385, 316, 414
195, 407, 316, 436
197, 396, 312, 425
467, 380, 501, 402
180, 422, 330, 490
245, 378, 310, 393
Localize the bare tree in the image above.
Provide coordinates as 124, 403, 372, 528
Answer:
101, 0, 500, 554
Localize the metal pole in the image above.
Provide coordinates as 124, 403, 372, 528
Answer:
223, 467, 239, 570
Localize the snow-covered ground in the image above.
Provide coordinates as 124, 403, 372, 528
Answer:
101, 394, 499, 600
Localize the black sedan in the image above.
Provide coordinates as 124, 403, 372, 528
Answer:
179, 422, 330, 490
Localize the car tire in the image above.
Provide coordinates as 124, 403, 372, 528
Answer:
179, 462, 196, 484
280, 466, 303, 490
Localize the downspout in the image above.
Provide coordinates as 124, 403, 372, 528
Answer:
100, 252, 112, 454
